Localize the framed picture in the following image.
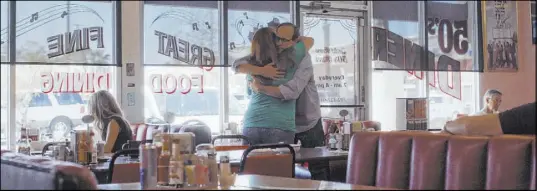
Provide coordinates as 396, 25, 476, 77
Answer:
126, 63, 135, 76
481, 1, 519, 72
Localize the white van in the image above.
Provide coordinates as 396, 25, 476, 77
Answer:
144, 86, 245, 134
18, 91, 86, 141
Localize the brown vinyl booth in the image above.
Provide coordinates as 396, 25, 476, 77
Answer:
1, 150, 98, 190
346, 131, 536, 190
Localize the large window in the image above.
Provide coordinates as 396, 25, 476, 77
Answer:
371, 1, 480, 130
1, 1, 10, 149
426, 1, 480, 128
1, 65, 7, 149
12, 1, 117, 142
143, 1, 222, 134
227, 1, 291, 133
371, 2, 428, 130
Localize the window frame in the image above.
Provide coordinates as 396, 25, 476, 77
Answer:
2, 1, 122, 150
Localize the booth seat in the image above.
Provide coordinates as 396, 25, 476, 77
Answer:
346, 131, 536, 190
1, 150, 98, 190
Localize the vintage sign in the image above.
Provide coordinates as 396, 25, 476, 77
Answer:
372, 27, 462, 100
154, 30, 215, 71
47, 27, 104, 58
311, 45, 356, 105
40, 72, 110, 93
149, 73, 204, 94
482, 1, 519, 72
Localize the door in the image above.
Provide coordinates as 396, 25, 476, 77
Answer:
300, 10, 367, 121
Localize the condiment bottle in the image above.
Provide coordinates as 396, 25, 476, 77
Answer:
194, 154, 209, 186
219, 155, 231, 177
140, 144, 149, 189
207, 151, 218, 187
195, 144, 216, 187
169, 140, 184, 187
184, 158, 197, 187
157, 134, 171, 186
147, 144, 158, 189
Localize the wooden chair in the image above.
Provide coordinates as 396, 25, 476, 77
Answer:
239, 143, 296, 178
107, 148, 139, 184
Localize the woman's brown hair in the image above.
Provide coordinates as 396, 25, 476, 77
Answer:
250, 27, 283, 69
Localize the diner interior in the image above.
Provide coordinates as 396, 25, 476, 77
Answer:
0, 1, 536, 190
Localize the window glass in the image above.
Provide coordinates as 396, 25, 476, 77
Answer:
371, 2, 427, 131
1, 1, 8, 149
227, 1, 291, 132
14, 1, 117, 142
143, 1, 222, 134
426, 1, 479, 129
305, 16, 358, 106
15, 1, 114, 65
371, 1, 480, 130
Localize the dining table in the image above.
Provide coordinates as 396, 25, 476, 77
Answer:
89, 147, 348, 184
97, 174, 397, 190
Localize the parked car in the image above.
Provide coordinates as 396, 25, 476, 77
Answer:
145, 87, 245, 134
18, 91, 86, 141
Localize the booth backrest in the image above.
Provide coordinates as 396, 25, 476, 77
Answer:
1, 150, 98, 190
346, 131, 536, 190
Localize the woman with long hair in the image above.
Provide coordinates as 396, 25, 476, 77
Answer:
240, 27, 307, 144
88, 90, 132, 153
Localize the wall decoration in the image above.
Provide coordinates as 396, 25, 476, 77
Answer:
482, 1, 519, 72
127, 92, 135, 106
126, 63, 135, 76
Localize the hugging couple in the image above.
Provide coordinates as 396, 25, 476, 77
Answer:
232, 23, 324, 148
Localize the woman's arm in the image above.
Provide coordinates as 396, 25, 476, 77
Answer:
232, 56, 284, 79
104, 119, 121, 153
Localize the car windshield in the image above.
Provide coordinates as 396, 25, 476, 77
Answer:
54, 93, 84, 105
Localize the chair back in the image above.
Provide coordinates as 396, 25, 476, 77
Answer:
132, 124, 148, 141
107, 148, 140, 184
212, 135, 251, 151
239, 143, 295, 178
180, 124, 212, 146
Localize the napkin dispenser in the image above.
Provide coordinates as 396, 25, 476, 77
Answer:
169, 132, 196, 155
70, 130, 92, 164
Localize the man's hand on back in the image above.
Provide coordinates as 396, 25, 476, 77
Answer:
253, 63, 285, 80
250, 78, 262, 93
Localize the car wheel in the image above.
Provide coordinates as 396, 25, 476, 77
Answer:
49, 117, 72, 141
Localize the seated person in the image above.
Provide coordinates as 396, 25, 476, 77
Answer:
88, 90, 132, 153
444, 102, 536, 136
472, 89, 502, 116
